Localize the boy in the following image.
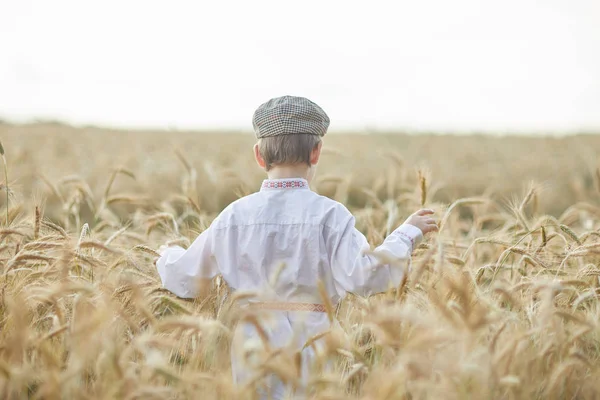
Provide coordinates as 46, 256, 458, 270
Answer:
156, 96, 438, 398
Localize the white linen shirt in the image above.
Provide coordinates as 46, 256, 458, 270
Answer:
156, 178, 423, 305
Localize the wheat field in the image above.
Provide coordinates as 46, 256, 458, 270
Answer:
1, 122, 600, 399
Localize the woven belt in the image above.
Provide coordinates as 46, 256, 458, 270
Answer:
248, 302, 327, 313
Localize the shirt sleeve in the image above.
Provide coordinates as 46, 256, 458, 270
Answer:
329, 215, 423, 298
155, 227, 218, 298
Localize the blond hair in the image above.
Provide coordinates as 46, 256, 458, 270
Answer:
258, 134, 321, 171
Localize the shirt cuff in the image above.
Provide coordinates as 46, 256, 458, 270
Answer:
156, 246, 185, 277
158, 244, 184, 257
394, 223, 423, 251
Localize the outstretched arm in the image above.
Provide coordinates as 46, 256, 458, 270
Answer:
155, 227, 218, 298
330, 209, 437, 297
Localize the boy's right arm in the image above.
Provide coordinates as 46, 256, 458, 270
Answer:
156, 227, 218, 298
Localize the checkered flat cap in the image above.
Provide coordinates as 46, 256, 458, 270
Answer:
252, 96, 330, 138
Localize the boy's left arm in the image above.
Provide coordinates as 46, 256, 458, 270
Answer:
155, 227, 218, 298
329, 209, 436, 298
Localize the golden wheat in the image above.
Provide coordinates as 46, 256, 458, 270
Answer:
0, 123, 599, 399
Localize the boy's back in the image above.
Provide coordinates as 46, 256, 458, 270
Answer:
213, 177, 353, 305
157, 176, 424, 307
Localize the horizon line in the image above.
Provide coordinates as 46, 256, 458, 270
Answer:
1, 116, 599, 137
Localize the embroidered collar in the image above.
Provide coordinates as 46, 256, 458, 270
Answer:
261, 178, 309, 191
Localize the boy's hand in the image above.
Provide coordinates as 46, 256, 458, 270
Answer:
405, 209, 438, 235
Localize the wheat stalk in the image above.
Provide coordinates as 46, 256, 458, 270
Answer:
0, 140, 7, 226
418, 169, 427, 206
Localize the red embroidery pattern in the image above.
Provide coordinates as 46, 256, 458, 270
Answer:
397, 231, 415, 249
261, 179, 308, 190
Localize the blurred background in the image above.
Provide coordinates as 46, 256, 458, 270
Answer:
1, 0, 599, 133
0, 0, 599, 221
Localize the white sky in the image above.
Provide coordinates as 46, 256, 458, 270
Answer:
1, 0, 599, 133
